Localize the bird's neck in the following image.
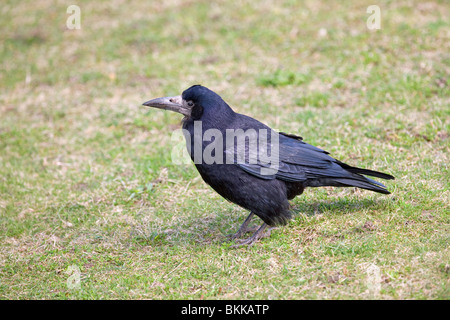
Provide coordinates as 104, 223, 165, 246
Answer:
183, 106, 236, 132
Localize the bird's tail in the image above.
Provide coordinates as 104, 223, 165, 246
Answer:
335, 161, 395, 180
307, 164, 394, 194
336, 161, 395, 194
332, 177, 391, 194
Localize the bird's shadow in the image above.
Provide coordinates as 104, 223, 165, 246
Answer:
290, 197, 381, 218
128, 197, 385, 247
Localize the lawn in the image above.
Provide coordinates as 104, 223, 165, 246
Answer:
0, 0, 448, 299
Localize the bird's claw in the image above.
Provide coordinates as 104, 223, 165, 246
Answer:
230, 225, 273, 248
226, 226, 259, 240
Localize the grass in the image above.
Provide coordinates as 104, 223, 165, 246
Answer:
0, 0, 448, 299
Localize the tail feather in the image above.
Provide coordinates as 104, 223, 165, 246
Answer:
306, 164, 394, 194
336, 161, 395, 180
336, 162, 393, 194
306, 174, 392, 194
333, 177, 391, 194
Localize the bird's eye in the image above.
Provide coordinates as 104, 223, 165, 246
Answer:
187, 101, 194, 107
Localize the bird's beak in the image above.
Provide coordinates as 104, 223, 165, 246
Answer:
142, 95, 190, 116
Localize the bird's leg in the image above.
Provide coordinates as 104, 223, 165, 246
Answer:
228, 212, 255, 240
231, 222, 271, 247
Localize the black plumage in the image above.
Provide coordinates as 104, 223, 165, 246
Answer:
143, 85, 394, 245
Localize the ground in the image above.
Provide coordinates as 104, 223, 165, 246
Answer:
0, 0, 448, 299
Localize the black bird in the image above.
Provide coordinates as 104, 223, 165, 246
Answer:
143, 85, 394, 245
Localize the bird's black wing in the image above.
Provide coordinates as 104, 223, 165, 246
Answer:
236, 132, 334, 182
236, 131, 393, 193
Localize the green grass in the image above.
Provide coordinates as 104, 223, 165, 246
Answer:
0, 0, 449, 299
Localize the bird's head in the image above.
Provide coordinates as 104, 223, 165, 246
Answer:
143, 85, 233, 121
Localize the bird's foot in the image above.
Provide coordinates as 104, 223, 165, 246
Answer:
226, 212, 255, 240
227, 225, 259, 240
230, 223, 273, 248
